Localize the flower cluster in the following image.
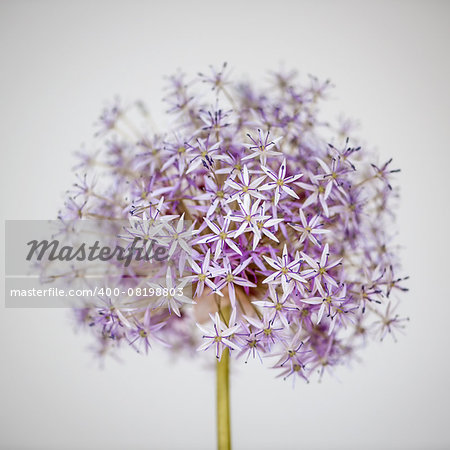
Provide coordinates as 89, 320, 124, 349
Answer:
62, 64, 408, 382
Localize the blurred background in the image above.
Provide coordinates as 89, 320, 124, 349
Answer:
1, 1, 449, 449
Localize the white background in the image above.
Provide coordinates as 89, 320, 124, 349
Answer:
1, 1, 449, 449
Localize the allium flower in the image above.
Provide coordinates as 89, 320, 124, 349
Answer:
147, 267, 194, 317
259, 158, 303, 205
185, 249, 223, 298
289, 208, 329, 248
273, 333, 311, 384
300, 243, 342, 292
53, 64, 408, 449
226, 196, 263, 239
128, 307, 167, 354
224, 164, 266, 203
196, 217, 242, 260
262, 244, 305, 290
253, 284, 298, 328
214, 256, 256, 308
243, 129, 283, 165
196, 312, 240, 361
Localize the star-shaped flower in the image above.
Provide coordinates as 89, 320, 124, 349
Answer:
128, 307, 167, 354
251, 202, 284, 250
185, 249, 226, 297
225, 164, 266, 203
295, 176, 333, 217
196, 217, 242, 260
194, 177, 232, 218
148, 267, 195, 317
226, 196, 264, 239
186, 137, 225, 174
289, 208, 329, 247
262, 244, 306, 292
242, 129, 283, 165
253, 284, 298, 328
259, 159, 302, 205
299, 282, 347, 325
196, 312, 241, 360
301, 243, 342, 293
214, 257, 257, 308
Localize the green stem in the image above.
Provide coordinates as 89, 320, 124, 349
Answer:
217, 347, 231, 450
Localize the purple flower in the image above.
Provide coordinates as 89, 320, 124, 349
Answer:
296, 177, 333, 217
196, 312, 241, 360
259, 158, 303, 205
289, 208, 329, 248
225, 164, 266, 203
186, 137, 223, 174
186, 249, 225, 298
262, 244, 306, 291
196, 217, 242, 260
253, 284, 298, 328
373, 301, 409, 342
301, 243, 342, 293
272, 333, 311, 383
226, 196, 264, 239
194, 177, 232, 218
242, 129, 283, 165
214, 257, 257, 308
300, 282, 347, 325
52, 63, 408, 384
147, 267, 195, 317
128, 307, 167, 354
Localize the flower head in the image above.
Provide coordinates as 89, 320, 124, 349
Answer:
57, 64, 407, 383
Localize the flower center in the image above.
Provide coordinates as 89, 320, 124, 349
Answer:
139, 329, 148, 338
226, 273, 234, 282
